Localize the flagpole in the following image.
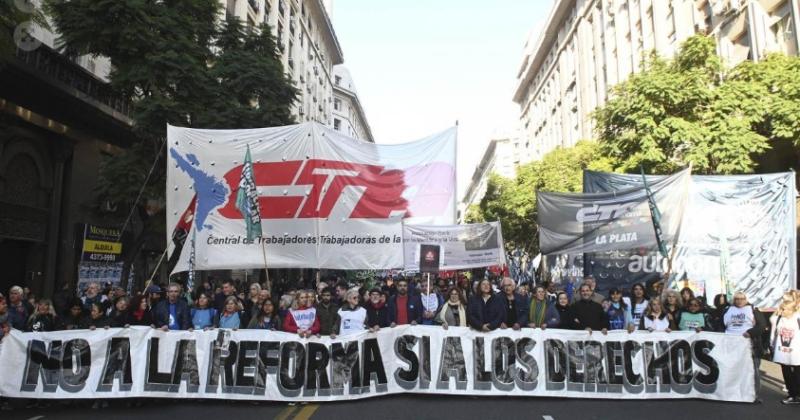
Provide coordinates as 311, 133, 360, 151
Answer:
261, 241, 271, 293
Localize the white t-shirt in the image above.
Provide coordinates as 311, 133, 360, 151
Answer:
290, 307, 317, 331
771, 313, 800, 366
624, 297, 648, 330
643, 315, 671, 331
724, 305, 755, 335
338, 307, 367, 336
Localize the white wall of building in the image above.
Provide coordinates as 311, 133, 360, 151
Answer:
514, 0, 800, 161
332, 65, 374, 142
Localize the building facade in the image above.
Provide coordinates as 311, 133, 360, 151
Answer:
458, 134, 523, 223
331, 65, 374, 142
224, 0, 344, 126
514, 0, 800, 161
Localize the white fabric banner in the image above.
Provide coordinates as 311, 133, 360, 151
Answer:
0, 326, 754, 402
402, 222, 507, 271
167, 123, 456, 271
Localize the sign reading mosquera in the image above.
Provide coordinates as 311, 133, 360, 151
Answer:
167, 123, 456, 272
81, 224, 123, 263
403, 222, 506, 271
0, 327, 753, 402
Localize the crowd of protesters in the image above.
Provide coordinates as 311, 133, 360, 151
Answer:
0, 273, 798, 407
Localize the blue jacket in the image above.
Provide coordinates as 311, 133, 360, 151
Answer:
467, 294, 505, 330
153, 299, 191, 330
387, 293, 424, 325
498, 292, 530, 326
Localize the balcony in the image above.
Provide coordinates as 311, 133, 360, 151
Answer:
248, 0, 260, 13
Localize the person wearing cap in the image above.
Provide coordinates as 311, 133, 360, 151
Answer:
570, 276, 604, 305
366, 288, 389, 331
146, 284, 162, 308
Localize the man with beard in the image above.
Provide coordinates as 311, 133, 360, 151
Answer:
316, 287, 339, 335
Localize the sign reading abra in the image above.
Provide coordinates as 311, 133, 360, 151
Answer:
167, 123, 456, 272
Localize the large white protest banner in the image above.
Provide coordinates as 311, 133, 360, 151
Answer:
402, 222, 506, 271
0, 326, 754, 402
167, 122, 456, 272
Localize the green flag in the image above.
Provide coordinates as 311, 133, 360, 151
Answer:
236, 145, 262, 241
641, 167, 668, 258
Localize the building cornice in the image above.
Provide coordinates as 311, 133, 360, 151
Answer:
310, 0, 344, 65
333, 84, 374, 142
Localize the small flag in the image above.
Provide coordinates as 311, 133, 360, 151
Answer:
641, 167, 668, 258
236, 145, 262, 241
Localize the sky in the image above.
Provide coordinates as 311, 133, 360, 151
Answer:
329, 0, 553, 199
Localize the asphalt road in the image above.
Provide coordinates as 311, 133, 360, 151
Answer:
3, 368, 797, 420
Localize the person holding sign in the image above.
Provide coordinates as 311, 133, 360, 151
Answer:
770, 290, 800, 405
467, 279, 504, 332
420, 281, 443, 326
437, 287, 467, 329
332, 288, 368, 338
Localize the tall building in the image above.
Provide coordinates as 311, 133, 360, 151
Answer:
331, 65, 374, 142
224, 0, 344, 126
458, 134, 523, 223
514, 0, 800, 161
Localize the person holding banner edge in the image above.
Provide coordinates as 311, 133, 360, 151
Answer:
437, 287, 467, 329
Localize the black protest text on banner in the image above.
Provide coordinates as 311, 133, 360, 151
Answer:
2, 327, 743, 401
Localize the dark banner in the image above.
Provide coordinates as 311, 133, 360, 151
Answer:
582, 170, 796, 307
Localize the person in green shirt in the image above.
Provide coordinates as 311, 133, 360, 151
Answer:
677, 298, 710, 332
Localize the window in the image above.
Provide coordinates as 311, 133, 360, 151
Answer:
333, 119, 341, 130
334, 98, 341, 111
334, 75, 341, 86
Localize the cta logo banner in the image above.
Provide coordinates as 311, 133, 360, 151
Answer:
167, 123, 456, 271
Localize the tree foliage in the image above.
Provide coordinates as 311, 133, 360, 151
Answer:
476, 141, 613, 253
594, 35, 800, 174
45, 0, 298, 278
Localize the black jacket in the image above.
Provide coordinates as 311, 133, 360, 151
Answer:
152, 299, 191, 330
366, 302, 389, 328
467, 294, 505, 330
570, 299, 609, 330
316, 302, 340, 335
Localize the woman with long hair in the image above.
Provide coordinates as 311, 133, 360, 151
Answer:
437, 287, 467, 329
639, 299, 674, 332
247, 299, 280, 330
127, 295, 153, 326
282, 290, 320, 338
605, 288, 633, 331
770, 290, 800, 405
26, 299, 60, 332
624, 283, 649, 330
662, 289, 683, 325
709, 293, 730, 332
108, 296, 131, 328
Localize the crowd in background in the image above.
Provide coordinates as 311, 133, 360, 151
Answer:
0, 273, 798, 407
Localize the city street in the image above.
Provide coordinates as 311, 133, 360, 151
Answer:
3, 363, 796, 420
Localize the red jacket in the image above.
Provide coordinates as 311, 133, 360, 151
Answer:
282, 306, 320, 334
